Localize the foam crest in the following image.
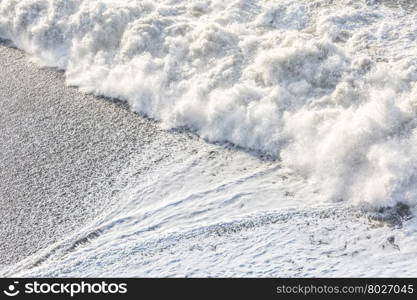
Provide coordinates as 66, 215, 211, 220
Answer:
2, 0, 417, 205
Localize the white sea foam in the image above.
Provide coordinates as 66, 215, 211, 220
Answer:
1, 0, 417, 206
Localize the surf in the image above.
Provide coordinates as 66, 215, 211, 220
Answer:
1, 0, 417, 208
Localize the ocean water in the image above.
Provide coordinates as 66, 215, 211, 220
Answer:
1, 0, 417, 277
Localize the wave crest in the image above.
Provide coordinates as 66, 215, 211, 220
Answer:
2, 0, 417, 205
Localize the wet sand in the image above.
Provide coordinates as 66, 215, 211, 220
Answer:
0, 42, 159, 266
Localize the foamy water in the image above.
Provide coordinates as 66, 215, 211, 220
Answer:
2, 0, 417, 205
1, 0, 417, 277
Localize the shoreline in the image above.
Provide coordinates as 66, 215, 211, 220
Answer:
0, 43, 160, 266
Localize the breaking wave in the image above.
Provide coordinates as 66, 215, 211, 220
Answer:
2, 0, 417, 206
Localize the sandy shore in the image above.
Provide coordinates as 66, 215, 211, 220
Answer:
0, 42, 161, 266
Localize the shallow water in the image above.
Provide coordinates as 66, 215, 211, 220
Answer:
1, 0, 417, 277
